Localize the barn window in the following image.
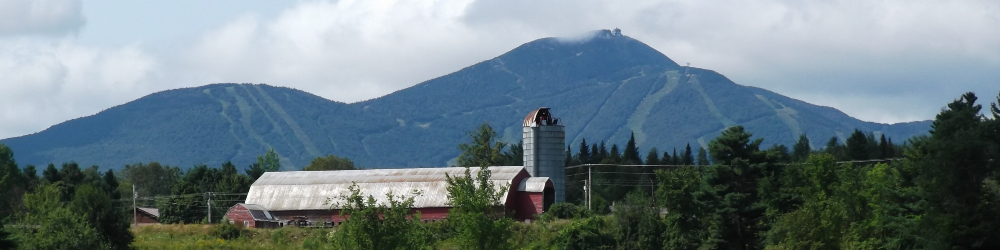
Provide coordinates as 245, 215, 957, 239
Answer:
244, 221, 250, 227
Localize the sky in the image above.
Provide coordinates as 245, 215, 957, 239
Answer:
1, 0, 998, 139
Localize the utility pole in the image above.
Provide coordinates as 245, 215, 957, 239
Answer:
587, 165, 592, 210
207, 192, 212, 224
583, 180, 588, 211
133, 185, 137, 228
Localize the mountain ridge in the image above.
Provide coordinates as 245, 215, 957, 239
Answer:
1, 29, 931, 170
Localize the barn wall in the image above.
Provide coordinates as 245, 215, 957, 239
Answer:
515, 192, 545, 221
225, 204, 257, 228
135, 214, 158, 224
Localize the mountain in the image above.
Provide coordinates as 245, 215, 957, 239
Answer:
0, 29, 931, 170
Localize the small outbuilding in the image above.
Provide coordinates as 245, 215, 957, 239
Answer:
133, 207, 160, 226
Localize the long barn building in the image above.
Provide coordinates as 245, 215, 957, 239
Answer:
226, 108, 564, 228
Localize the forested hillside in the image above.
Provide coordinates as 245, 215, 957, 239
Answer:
0, 29, 930, 170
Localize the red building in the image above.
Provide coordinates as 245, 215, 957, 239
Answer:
133, 207, 160, 226
225, 166, 554, 228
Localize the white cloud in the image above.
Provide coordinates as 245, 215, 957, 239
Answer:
183, 0, 546, 103
0, 0, 85, 37
0, 37, 159, 139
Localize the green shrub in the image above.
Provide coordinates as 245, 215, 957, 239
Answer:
551, 217, 615, 250
210, 222, 245, 240
542, 203, 592, 221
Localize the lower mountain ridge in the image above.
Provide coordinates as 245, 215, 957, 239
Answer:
0, 30, 930, 170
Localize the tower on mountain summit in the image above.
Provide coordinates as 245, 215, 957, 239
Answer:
522, 107, 566, 203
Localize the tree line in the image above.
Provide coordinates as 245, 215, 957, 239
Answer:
0, 146, 357, 249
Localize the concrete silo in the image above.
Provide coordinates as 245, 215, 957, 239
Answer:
522, 107, 565, 203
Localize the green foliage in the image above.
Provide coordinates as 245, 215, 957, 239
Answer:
210, 222, 246, 240
303, 154, 356, 171
622, 132, 641, 164
71, 184, 134, 249
0, 144, 25, 217
328, 184, 427, 250
445, 166, 513, 250
121, 162, 182, 199
906, 92, 1000, 248
258, 148, 282, 172
701, 126, 778, 249
0, 219, 15, 250
656, 166, 707, 249
457, 123, 508, 167
791, 134, 810, 161
612, 191, 663, 250
696, 147, 709, 165
13, 184, 105, 250
541, 203, 592, 221
551, 216, 615, 250
501, 141, 524, 166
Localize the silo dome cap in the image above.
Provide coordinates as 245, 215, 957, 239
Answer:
524, 107, 559, 127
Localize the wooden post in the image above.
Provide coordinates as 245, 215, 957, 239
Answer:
133, 185, 137, 227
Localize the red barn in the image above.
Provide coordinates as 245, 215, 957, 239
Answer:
224, 203, 280, 228
225, 166, 554, 228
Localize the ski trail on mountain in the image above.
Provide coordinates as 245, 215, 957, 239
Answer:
252, 85, 322, 164
619, 69, 681, 146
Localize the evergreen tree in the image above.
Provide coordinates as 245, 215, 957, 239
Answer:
22, 164, 39, 192
590, 144, 600, 164
702, 126, 777, 249
607, 144, 622, 164
598, 141, 608, 162
0, 144, 25, 217
501, 141, 524, 166
42, 163, 59, 184
886, 138, 896, 157
697, 147, 710, 166
645, 148, 660, 165
683, 143, 694, 165
909, 92, 1000, 247
792, 134, 811, 161
845, 129, 869, 160
578, 139, 590, 164
663, 151, 672, 165
623, 132, 641, 164
566, 145, 574, 167
879, 134, 891, 159
245, 163, 265, 181
824, 137, 844, 160
672, 148, 680, 165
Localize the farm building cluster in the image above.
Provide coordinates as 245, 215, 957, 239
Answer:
226, 108, 566, 228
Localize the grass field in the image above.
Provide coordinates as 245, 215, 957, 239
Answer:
131, 224, 334, 250
130, 218, 587, 250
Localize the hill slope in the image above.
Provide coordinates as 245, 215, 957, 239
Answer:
0, 30, 930, 170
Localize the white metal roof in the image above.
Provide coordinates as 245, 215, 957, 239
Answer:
517, 177, 551, 192
245, 166, 527, 211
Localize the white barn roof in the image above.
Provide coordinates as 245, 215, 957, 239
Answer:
245, 166, 527, 211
